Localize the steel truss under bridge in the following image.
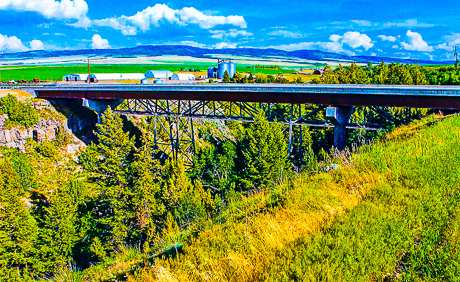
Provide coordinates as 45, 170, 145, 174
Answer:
115, 99, 396, 164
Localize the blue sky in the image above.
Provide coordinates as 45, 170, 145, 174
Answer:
0, 0, 459, 60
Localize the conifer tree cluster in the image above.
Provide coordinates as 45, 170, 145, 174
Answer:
1, 62, 458, 279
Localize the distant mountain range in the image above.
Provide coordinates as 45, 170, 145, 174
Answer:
0, 45, 452, 65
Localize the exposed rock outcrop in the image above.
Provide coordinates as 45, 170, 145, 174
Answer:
0, 100, 85, 153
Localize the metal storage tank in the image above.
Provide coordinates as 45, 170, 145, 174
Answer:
228, 62, 236, 78
217, 62, 230, 79
171, 73, 196, 81
145, 70, 173, 80
207, 66, 216, 78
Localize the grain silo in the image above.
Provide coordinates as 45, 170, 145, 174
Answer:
218, 62, 230, 79
228, 62, 236, 78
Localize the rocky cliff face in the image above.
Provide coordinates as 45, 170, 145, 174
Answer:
0, 100, 85, 153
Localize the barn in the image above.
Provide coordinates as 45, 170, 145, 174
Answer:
313, 69, 324, 75
171, 73, 196, 81
63, 73, 145, 82
63, 74, 87, 82
145, 70, 173, 80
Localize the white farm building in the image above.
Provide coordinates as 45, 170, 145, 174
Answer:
171, 73, 196, 81
62, 74, 89, 82
63, 73, 145, 82
145, 70, 173, 80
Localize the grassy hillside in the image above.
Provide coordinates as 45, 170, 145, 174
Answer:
120, 114, 460, 281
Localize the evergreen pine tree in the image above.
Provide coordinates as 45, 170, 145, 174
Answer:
79, 107, 137, 246
0, 161, 42, 279
248, 73, 254, 83
223, 70, 230, 82
131, 130, 165, 241
239, 112, 290, 190
40, 180, 86, 269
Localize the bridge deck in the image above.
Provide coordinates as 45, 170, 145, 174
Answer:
20, 84, 460, 109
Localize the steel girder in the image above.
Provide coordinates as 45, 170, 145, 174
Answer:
115, 99, 390, 162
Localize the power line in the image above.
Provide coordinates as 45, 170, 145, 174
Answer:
454, 46, 459, 67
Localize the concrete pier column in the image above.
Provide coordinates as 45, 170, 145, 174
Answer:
82, 99, 123, 123
326, 106, 354, 150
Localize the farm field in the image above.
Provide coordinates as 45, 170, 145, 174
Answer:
0, 63, 314, 82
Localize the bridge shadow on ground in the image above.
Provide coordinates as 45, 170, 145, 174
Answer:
47, 98, 142, 147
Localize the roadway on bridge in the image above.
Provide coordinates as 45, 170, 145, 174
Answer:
19, 84, 460, 109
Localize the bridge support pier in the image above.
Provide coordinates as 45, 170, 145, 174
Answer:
327, 106, 354, 150
83, 99, 123, 123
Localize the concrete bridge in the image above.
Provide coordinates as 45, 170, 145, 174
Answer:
12, 83, 460, 159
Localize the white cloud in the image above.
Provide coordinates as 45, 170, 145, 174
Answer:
330, 34, 342, 42
91, 34, 109, 49
268, 31, 373, 56
384, 19, 435, 28
93, 4, 247, 36
214, 42, 237, 49
351, 20, 372, 26
378, 35, 397, 42
438, 34, 460, 51
0, 34, 27, 52
210, 29, 253, 40
0, 0, 88, 20
334, 31, 374, 50
271, 41, 353, 55
401, 30, 433, 52
268, 30, 303, 38
30, 39, 44, 50
69, 16, 92, 28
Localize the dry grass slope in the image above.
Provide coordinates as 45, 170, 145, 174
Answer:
126, 114, 460, 281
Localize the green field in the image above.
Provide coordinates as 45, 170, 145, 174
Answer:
0, 64, 309, 82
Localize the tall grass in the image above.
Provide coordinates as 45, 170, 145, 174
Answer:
126, 114, 460, 281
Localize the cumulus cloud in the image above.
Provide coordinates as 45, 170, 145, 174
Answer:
339, 31, 373, 50
214, 42, 238, 49
268, 31, 373, 56
271, 40, 351, 55
378, 35, 397, 42
93, 4, 247, 36
0, 34, 27, 52
30, 39, 44, 50
91, 34, 110, 49
0, 0, 88, 20
438, 34, 460, 51
210, 29, 252, 40
268, 30, 303, 38
401, 30, 433, 51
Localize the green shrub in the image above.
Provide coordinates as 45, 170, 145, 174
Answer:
36, 141, 58, 158
0, 94, 39, 128
53, 125, 72, 146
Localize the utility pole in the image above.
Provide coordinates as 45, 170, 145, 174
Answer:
87, 57, 91, 84
454, 46, 459, 68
